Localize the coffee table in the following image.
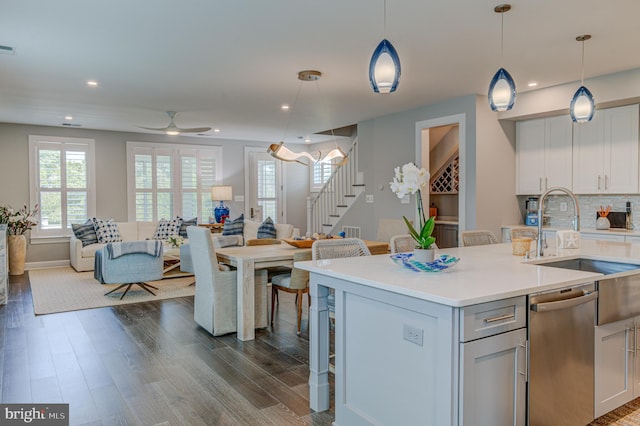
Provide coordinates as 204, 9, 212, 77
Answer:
162, 245, 193, 278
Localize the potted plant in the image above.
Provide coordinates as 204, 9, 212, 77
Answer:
390, 163, 437, 262
0, 204, 39, 275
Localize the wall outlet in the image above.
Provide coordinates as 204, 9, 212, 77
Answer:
560, 202, 568, 212
401, 194, 410, 204
366, 194, 374, 203
403, 324, 423, 346
234, 195, 245, 202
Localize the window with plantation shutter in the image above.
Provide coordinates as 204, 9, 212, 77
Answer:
28, 135, 96, 239
127, 142, 223, 222
311, 161, 333, 192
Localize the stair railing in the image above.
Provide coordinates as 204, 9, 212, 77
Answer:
306, 138, 359, 234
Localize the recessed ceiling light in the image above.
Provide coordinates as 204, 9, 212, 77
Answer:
86, 80, 98, 87
214, 128, 220, 133
304, 137, 311, 143
527, 82, 538, 87
281, 104, 290, 110
65, 115, 73, 120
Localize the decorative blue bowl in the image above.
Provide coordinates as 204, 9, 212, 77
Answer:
391, 253, 460, 272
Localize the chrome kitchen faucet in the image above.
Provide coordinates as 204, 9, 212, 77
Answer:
536, 187, 580, 257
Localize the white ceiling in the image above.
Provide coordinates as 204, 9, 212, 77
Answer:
1, 0, 639, 144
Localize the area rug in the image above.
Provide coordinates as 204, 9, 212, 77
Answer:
29, 267, 195, 315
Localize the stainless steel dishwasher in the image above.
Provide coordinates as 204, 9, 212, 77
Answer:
528, 283, 598, 426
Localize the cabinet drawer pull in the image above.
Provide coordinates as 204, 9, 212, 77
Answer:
484, 313, 515, 323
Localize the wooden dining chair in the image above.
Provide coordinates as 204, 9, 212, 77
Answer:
270, 250, 312, 335
390, 234, 416, 254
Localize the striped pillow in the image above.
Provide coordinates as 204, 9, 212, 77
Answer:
179, 217, 197, 238
72, 219, 98, 247
257, 217, 277, 239
222, 214, 244, 236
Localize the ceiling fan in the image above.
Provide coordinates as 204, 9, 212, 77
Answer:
138, 111, 211, 135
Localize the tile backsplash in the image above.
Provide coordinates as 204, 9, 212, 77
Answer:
518, 195, 640, 229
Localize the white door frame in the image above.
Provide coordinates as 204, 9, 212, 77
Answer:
415, 113, 466, 234
244, 147, 287, 223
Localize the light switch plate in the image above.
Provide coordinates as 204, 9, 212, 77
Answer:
366, 194, 374, 203
234, 195, 244, 202
401, 195, 410, 204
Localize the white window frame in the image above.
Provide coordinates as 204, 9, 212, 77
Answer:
28, 135, 96, 241
126, 141, 224, 222
310, 160, 333, 192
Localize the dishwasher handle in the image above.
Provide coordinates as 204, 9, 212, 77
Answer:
530, 290, 598, 312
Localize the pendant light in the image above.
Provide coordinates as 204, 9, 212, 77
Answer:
268, 70, 321, 165
369, 0, 401, 93
488, 4, 516, 111
570, 35, 595, 123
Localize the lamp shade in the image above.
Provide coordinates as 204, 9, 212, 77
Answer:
488, 67, 516, 111
369, 39, 401, 94
211, 185, 233, 201
570, 85, 595, 123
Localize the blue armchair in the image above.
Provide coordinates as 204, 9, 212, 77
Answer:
94, 240, 164, 299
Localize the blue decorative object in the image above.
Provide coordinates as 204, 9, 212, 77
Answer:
214, 201, 230, 224
570, 85, 595, 123
391, 253, 460, 272
488, 67, 516, 111
369, 39, 401, 94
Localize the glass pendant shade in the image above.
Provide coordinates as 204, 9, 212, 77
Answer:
570, 85, 595, 123
369, 39, 401, 94
488, 67, 516, 111
318, 147, 348, 166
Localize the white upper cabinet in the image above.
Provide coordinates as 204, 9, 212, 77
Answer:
516, 115, 573, 195
573, 104, 639, 194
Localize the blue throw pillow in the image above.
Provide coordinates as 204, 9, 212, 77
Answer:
179, 217, 197, 238
153, 218, 182, 240
257, 217, 277, 239
92, 218, 122, 243
222, 214, 244, 236
72, 219, 98, 247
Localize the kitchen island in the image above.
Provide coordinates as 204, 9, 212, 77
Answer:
297, 240, 640, 425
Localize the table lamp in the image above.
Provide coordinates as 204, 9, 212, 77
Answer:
211, 185, 233, 223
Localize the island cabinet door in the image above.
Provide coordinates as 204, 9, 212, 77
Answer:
459, 328, 527, 426
595, 318, 635, 418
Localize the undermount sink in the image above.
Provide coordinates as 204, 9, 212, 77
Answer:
537, 258, 640, 325
538, 258, 640, 275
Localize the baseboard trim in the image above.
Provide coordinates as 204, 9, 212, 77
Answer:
26, 260, 71, 270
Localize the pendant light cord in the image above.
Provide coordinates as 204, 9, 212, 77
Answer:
580, 39, 585, 85
500, 11, 504, 62
383, 0, 387, 37
281, 81, 303, 142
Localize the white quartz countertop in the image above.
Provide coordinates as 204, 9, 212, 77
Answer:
296, 239, 640, 307
502, 224, 640, 236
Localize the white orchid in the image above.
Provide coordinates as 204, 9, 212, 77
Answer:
389, 162, 430, 198
389, 163, 435, 249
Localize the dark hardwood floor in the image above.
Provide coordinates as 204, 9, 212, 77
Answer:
0, 273, 335, 425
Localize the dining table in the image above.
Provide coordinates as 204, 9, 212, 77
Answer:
215, 239, 389, 341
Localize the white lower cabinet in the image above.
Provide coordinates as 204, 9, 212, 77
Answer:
459, 296, 527, 425
460, 328, 527, 425
594, 316, 640, 417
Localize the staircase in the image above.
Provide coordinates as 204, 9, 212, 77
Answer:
307, 138, 363, 235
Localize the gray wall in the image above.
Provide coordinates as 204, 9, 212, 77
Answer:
336, 94, 520, 241
0, 122, 309, 264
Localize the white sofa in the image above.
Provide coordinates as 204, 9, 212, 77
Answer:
70, 219, 298, 272
70, 221, 160, 272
